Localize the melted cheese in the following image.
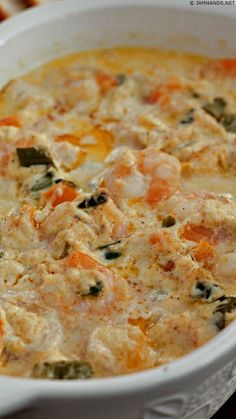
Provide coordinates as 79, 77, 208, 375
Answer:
0, 47, 235, 379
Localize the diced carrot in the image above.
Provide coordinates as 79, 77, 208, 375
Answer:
146, 179, 170, 207
0, 115, 21, 128
149, 233, 160, 246
95, 71, 117, 92
128, 317, 148, 333
67, 251, 101, 270
126, 332, 152, 371
201, 59, 236, 78
145, 89, 171, 107
145, 77, 184, 105
146, 89, 162, 104
44, 183, 77, 207
192, 240, 215, 269
182, 224, 230, 245
165, 77, 184, 90
181, 224, 216, 245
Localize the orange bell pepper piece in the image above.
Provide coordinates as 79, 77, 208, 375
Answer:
44, 183, 77, 207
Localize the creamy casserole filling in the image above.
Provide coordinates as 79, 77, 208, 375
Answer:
0, 48, 236, 379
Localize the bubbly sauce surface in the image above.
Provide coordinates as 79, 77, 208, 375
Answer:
0, 47, 236, 379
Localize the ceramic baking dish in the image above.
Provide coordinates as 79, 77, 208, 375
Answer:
0, 1, 236, 418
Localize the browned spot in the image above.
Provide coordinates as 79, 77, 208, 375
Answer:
159, 260, 175, 272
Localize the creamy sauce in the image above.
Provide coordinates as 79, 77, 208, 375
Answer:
183, 174, 236, 197
0, 47, 236, 379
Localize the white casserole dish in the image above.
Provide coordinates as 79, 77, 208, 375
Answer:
0, 1, 236, 418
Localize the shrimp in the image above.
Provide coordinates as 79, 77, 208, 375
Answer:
39, 201, 96, 248
158, 189, 235, 227
200, 59, 236, 79
138, 147, 181, 206
39, 251, 130, 316
88, 192, 129, 243
40, 190, 128, 253
104, 146, 181, 207
158, 191, 203, 223
87, 324, 156, 376
149, 230, 181, 255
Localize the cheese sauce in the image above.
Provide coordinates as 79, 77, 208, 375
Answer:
0, 47, 236, 379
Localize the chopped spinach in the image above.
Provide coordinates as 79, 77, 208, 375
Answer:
105, 251, 122, 260
192, 281, 222, 301
201, 97, 236, 133
213, 296, 236, 330
16, 147, 54, 167
215, 296, 236, 314
31, 172, 53, 192
202, 97, 226, 121
191, 91, 200, 99
78, 191, 108, 209
180, 109, 195, 124
98, 240, 121, 250
213, 311, 225, 331
221, 114, 236, 133
33, 360, 93, 379
116, 74, 126, 85
88, 281, 104, 296
162, 215, 176, 228
59, 242, 70, 259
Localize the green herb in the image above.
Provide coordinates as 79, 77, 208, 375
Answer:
105, 251, 122, 260
202, 97, 226, 121
213, 311, 225, 331
33, 360, 93, 380
213, 296, 236, 330
98, 240, 121, 250
59, 242, 70, 259
78, 191, 108, 209
215, 296, 236, 314
192, 281, 222, 301
31, 172, 53, 192
180, 109, 194, 124
116, 74, 126, 85
221, 114, 236, 133
162, 215, 176, 228
17, 147, 54, 167
191, 92, 200, 99
88, 281, 104, 296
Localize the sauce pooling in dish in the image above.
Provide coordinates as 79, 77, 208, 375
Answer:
0, 47, 236, 379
